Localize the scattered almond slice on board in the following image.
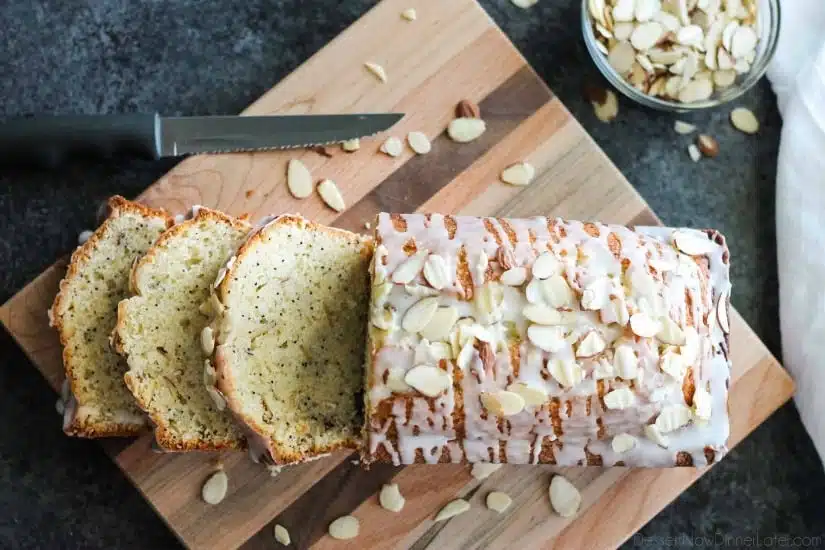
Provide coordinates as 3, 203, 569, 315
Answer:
549, 475, 581, 518
407, 131, 432, 154
328, 516, 360, 540
201, 469, 228, 505
435, 499, 470, 521
486, 491, 512, 513
364, 62, 387, 83
273, 524, 291, 546
400, 8, 417, 21
286, 159, 313, 199
317, 179, 346, 212
447, 117, 486, 142
380, 136, 403, 157
500, 162, 535, 186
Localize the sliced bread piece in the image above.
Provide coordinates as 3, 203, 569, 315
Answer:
114, 207, 251, 451
213, 215, 372, 464
50, 196, 172, 437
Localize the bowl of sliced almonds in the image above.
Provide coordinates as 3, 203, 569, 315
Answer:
582, 0, 779, 111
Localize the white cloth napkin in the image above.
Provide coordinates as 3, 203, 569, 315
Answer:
768, 1, 825, 465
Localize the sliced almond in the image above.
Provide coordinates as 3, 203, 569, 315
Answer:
364, 62, 387, 83
420, 306, 459, 342
659, 349, 687, 379
481, 391, 525, 416
423, 253, 450, 290
471, 463, 503, 480
386, 366, 411, 393
541, 275, 574, 308
341, 138, 360, 152
653, 10, 680, 31
603, 387, 636, 409
486, 491, 512, 513
407, 131, 432, 154
592, 89, 619, 122
580, 277, 609, 310
380, 136, 404, 157
688, 143, 702, 162
611, 433, 637, 453
547, 359, 584, 388
200, 326, 215, 356
328, 516, 360, 540
644, 424, 670, 447
693, 386, 712, 420
447, 118, 486, 143
678, 78, 713, 103
404, 365, 451, 397
401, 7, 417, 21
274, 524, 291, 546
511, 0, 539, 7
717, 48, 735, 70
523, 304, 568, 325
435, 499, 470, 522
527, 324, 567, 352
576, 331, 606, 358
613, 344, 638, 379
317, 179, 346, 212
286, 159, 313, 199
608, 41, 636, 74
631, 22, 664, 51
402, 297, 440, 333
629, 312, 660, 337
392, 249, 429, 284
611, 0, 635, 22
657, 316, 686, 345
506, 382, 548, 407
722, 21, 740, 53
697, 134, 719, 157
500, 267, 528, 286
634, 0, 660, 21
712, 69, 735, 90
676, 24, 704, 48
655, 403, 692, 432
532, 252, 560, 280
673, 229, 715, 255
673, 120, 696, 135
614, 22, 635, 41
201, 469, 229, 505
500, 162, 535, 186
730, 107, 759, 134
379, 483, 406, 512
549, 475, 581, 518
525, 278, 544, 304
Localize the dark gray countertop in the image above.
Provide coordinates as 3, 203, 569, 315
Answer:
1, 1, 823, 548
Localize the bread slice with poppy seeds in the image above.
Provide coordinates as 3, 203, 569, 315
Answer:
212, 215, 372, 464
114, 207, 251, 451
50, 196, 172, 437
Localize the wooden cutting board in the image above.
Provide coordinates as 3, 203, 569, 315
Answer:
0, 0, 794, 548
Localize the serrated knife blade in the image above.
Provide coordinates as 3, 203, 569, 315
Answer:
0, 112, 404, 168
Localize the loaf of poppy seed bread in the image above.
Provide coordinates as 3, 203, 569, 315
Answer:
114, 207, 251, 451
50, 196, 172, 437
361, 213, 731, 467
212, 215, 372, 464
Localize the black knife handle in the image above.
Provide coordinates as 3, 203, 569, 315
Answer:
0, 113, 161, 168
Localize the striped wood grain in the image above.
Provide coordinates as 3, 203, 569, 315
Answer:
0, 0, 793, 548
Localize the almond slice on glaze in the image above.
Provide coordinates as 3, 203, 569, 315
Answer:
506, 382, 548, 406
547, 359, 584, 387
481, 391, 525, 416
655, 404, 692, 433
611, 433, 637, 453
549, 475, 581, 518
401, 297, 440, 333
523, 304, 568, 325
629, 312, 660, 337
644, 424, 670, 447
286, 159, 313, 199
392, 249, 429, 284
603, 387, 636, 409
541, 275, 575, 308
500, 267, 528, 286
527, 324, 568, 352
420, 306, 459, 342
576, 331, 606, 358
531, 252, 560, 279
717, 287, 730, 334
672, 230, 716, 255
404, 365, 451, 397
657, 316, 686, 345
613, 344, 638, 379
317, 179, 346, 212
423, 253, 450, 289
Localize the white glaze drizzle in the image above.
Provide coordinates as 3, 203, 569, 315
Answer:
365, 214, 730, 467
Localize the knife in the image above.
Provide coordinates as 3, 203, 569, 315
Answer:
0, 112, 404, 167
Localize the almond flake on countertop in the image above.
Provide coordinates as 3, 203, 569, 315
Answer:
407, 131, 432, 154
500, 162, 535, 186
447, 117, 486, 142
341, 138, 360, 152
286, 159, 313, 199
549, 475, 581, 517
380, 136, 403, 157
317, 179, 346, 212
400, 8, 417, 21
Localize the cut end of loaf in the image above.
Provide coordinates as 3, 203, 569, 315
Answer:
215, 215, 372, 464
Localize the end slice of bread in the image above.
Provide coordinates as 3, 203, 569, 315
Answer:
114, 207, 251, 451
213, 215, 372, 464
50, 196, 172, 437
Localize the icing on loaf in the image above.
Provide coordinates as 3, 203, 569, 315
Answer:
361, 213, 731, 467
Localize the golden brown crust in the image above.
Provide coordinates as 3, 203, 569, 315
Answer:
214, 214, 367, 464
115, 206, 250, 451
51, 196, 172, 438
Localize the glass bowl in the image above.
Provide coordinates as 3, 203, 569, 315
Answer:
581, 0, 780, 112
